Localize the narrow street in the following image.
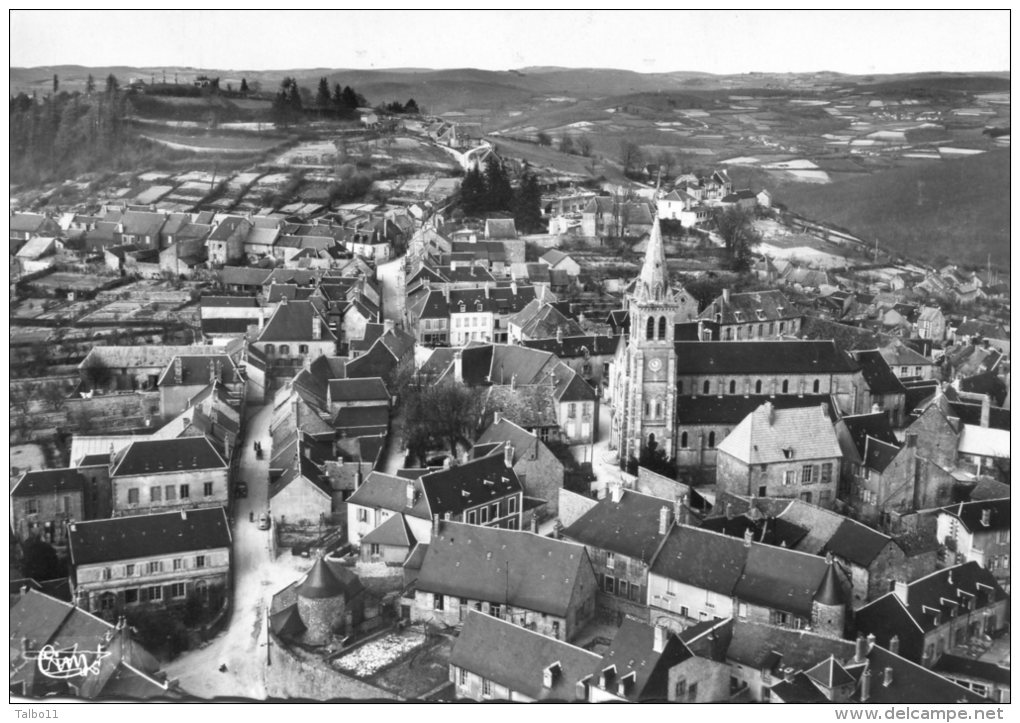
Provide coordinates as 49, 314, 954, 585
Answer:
164, 402, 312, 699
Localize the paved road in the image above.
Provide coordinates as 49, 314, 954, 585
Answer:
164, 403, 311, 700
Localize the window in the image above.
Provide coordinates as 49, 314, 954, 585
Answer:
687, 683, 698, 701
180, 484, 190, 499
755, 379, 763, 394
480, 507, 489, 524
680, 432, 688, 449
646, 317, 655, 340
813, 379, 821, 393
99, 592, 116, 611
265, 344, 275, 356
781, 380, 789, 393
128, 488, 139, 505
784, 470, 797, 486
729, 380, 736, 394
26, 498, 39, 514
675, 680, 687, 700
173, 558, 183, 571
703, 380, 710, 394
802, 465, 814, 484
758, 485, 767, 497
658, 316, 667, 340
369, 543, 380, 556
490, 604, 501, 619
165, 485, 176, 501
568, 403, 577, 418
618, 580, 629, 599
170, 583, 186, 599
433, 594, 444, 611
458, 666, 467, 685
820, 463, 833, 485
482, 679, 492, 697
508, 497, 517, 515
101, 567, 111, 581
124, 589, 139, 605
299, 344, 309, 354
62, 496, 71, 514
606, 553, 616, 569
779, 322, 786, 333
196, 555, 206, 569
997, 530, 1010, 544
738, 602, 748, 619
820, 490, 832, 506
147, 561, 163, 574
151, 486, 162, 503
801, 492, 813, 504
604, 575, 616, 594
203, 482, 213, 497
125, 564, 135, 577
489, 503, 498, 520
707, 431, 716, 448
279, 344, 290, 356
147, 586, 163, 602
196, 580, 209, 601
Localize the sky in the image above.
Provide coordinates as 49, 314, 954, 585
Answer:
9, 10, 1012, 75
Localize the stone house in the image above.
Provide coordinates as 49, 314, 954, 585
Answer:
474, 415, 565, 517
409, 520, 597, 641
269, 452, 333, 528
715, 402, 842, 508
698, 289, 802, 342
852, 349, 907, 428
206, 216, 250, 265
252, 298, 338, 382
156, 353, 243, 417
936, 498, 1011, 592
110, 437, 229, 516
10, 469, 86, 548
68, 507, 231, 620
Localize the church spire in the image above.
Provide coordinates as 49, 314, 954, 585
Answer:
636, 218, 668, 302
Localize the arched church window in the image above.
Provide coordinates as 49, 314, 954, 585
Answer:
646, 317, 655, 340
782, 380, 789, 394
680, 432, 688, 448
755, 380, 762, 394
658, 316, 667, 340
729, 380, 736, 394
703, 380, 710, 395
708, 431, 716, 448
813, 379, 821, 393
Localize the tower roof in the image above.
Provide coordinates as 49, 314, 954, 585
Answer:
814, 557, 844, 606
635, 219, 668, 302
297, 556, 346, 599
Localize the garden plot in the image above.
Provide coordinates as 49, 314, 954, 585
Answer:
332, 631, 427, 677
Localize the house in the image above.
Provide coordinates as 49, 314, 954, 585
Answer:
206, 216, 251, 265
78, 344, 229, 393
252, 298, 338, 379
834, 410, 900, 499
719, 189, 758, 211
346, 472, 431, 558
560, 486, 677, 615
506, 299, 583, 343
116, 211, 166, 250
449, 609, 600, 701
10, 469, 87, 548
581, 197, 654, 238
267, 557, 366, 646
10, 212, 61, 243
521, 333, 618, 391
936, 498, 1011, 591
199, 295, 263, 339
406, 282, 545, 346
933, 652, 1011, 704
539, 249, 580, 277
110, 437, 229, 516
484, 218, 518, 240
10, 588, 175, 699
67, 507, 231, 620
156, 354, 243, 417
854, 562, 1008, 669
715, 402, 841, 508
698, 289, 802, 341
852, 349, 907, 427
269, 450, 333, 528
956, 424, 1010, 477
647, 524, 847, 637
474, 415, 565, 517
915, 306, 947, 341
408, 520, 598, 641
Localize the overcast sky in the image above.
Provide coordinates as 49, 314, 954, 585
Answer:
9, 10, 1011, 74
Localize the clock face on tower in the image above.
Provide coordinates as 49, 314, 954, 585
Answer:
647, 357, 663, 373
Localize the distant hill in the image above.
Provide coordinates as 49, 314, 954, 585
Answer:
774, 150, 1010, 268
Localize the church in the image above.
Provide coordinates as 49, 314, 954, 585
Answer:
611, 220, 867, 471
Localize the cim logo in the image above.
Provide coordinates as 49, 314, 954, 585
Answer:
28, 644, 112, 680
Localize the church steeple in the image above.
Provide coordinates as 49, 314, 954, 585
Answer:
635, 218, 669, 303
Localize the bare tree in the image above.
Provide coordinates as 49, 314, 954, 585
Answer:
620, 141, 643, 175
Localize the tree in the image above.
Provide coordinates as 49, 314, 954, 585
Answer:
105, 74, 119, 95
559, 135, 575, 154
513, 169, 544, 234
315, 76, 331, 109
402, 378, 484, 463
483, 158, 514, 212
52, 74, 59, 94
240, 77, 249, 95
656, 151, 676, 180
536, 131, 551, 146
21, 538, 64, 581
577, 136, 593, 157
41, 382, 66, 412
81, 355, 112, 391
340, 85, 359, 112
620, 141, 643, 175
85, 74, 95, 94
404, 98, 420, 114
713, 206, 760, 272
459, 164, 486, 215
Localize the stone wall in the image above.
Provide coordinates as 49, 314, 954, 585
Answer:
267, 631, 397, 701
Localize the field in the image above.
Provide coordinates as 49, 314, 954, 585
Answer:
770, 149, 1010, 268
140, 132, 285, 154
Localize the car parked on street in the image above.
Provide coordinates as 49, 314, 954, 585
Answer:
234, 482, 248, 498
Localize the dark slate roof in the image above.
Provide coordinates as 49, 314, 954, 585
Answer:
345, 339, 399, 380
522, 334, 619, 358
11, 468, 85, 497
201, 318, 254, 335
822, 519, 893, 567
347, 472, 430, 519
938, 498, 1010, 534
673, 341, 858, 375
297, 556, 364, 600
649, 525, 747, 596
839, 412, 899, 458
562, 489, 672, 564
771, 672, 829, 703
220, 266, 272, 286
328, 377, 388, 403
863, 436, 901, 473
698, 289, 799, 325
675, 394, 833, 425
68, 507, 231, 566
119, 210, 166, 238
361, 513, 416, 548
595, 616, 692, 702
853, 646, 984, 704
853, 349, 907, 395
958, 372, 1007, 407
157, 354, 238, 387
947, 401, 1010, 431
450, 610, 599, 701
111, 437, 227, 477
933, 654, 1012, 686
475, 418, 543, 465
420, 452, 522, 517
415, 522, 591, 618
727, 621, 854, 671
258, 300, 337, 343
698, 515, 808, 550
208, 216, 248, 241
332, 405, 389, 436
734, 545, 836, 618
200, 295, 258, 308
804, 655, 856, 689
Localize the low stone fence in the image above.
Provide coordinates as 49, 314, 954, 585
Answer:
266, 630, 398, 701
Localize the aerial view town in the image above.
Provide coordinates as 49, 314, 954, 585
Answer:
8, 10, 1011, 710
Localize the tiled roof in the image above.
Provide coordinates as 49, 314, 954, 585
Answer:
595, 616, 691, 701
415, 522, 592, 618
450, 610, 599, 701
734, 545, 838, 618
699, 290, 799, 325
475, 418, 542, 465
347, 471, 430, 519
938, 497, 1010, 534
257, 300, 336, 343
726, 620, 854, 671
328, 377, 388, 403
522, 334, 618, 358
649, 525, 747, 596
676, 394, 833, 425
853, 349, 906, 395
716, 402, 841, 465
68, 507, 231, 566
361, 513, 416, 548
674, 340, 858, 375
332, 404, 389, 436
112, 436, 227, 477
420, 452, 522, 517
11, 468, 85, 497
119, 211, 166, 238
561, 489, 672, 563
838, 412, 899, 459
822, 518, 893, 567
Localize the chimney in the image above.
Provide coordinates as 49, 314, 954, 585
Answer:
453, 350, 463, 383
174, 356, 183, 383
258, 307, 265, 330
860, 667, 872, 702
743, 528, 753, 547
783, 667, 796, 683
443, 457, 452, 470
905, 432, 917, 448
658, 505, 672, 535
443, 286, 450, 303
511, 280, 518, 296
383, 319, 395, 335
764, 401, 775, 426
883, 667, 893, 688
432, 514, 440, 537
180, 510, 187, 520
312, 316, 322, 340
208, 358, 217, 384
854, 634, 867, 664
406, 481, 415, 508
484, 284, 490, 299
981, 508, 991, 527
510, 373, 517, 390
280, 294, 288, 306
722, 288, 730, 304
866, 633, 876, 651
354, 467, 364, 490
109, 442, 116, 468
871, 402, 881, 414
889, 635, 900, 655
531, 516, 538, 533
980, 395, 990, 428
504, 444, 514, 468
652, 625, 667, 653
556, 326, 563, 344
610, 483, 623, 503
892, 580, 909, 606
493, 411, 502, 424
